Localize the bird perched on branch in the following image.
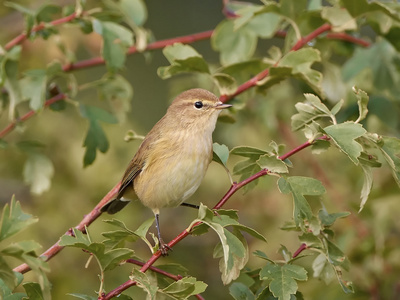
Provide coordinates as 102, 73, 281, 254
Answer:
101, 88, 232, 255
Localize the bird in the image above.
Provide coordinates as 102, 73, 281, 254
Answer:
101, 88, 232, 255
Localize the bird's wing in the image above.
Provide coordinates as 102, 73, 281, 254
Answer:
116, 130, 160, 199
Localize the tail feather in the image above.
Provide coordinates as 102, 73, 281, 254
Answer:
100, 198, 130, 214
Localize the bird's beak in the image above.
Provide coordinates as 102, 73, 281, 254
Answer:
215, 102, 232, 109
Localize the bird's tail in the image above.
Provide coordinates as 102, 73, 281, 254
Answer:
100, 198, 130, 214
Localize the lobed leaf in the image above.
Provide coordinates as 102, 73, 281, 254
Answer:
257, 154, 288, 173
92, 19, 133, 71
80, 104, 118, 167
161, 276, 207, 299
60, 229, 134, 271
260, 264, 307, 300
379, 136, 400, 187
158, 43, 210, 79
0, 196, 38, 242
291, 93, 335, 131
229, 282, 255, 300
212, 19, 257, 66
278, 176, 325, 227
321, 7, 357, 32
324, 122, 366, 165
23, 153, 54, 195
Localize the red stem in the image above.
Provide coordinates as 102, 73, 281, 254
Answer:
125, 259, 182, 281
13, 182, 120, 274
220, 23, 333, 103
326, 32, 371, 47
293, 243, 307, 258
0, 93, 66, 139
5, 12, 78, 50
63, 30, 214, 72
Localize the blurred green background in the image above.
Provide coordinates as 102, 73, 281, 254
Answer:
1, 0, 400, 299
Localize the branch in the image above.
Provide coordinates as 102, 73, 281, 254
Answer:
292, 243, 307, 258
13, 182, 120, 274
4, 12, 79, 50
62, 30, 214, 72
220, 23, 333, 103
0, 30, 213, 139
101, 136, 330, 299
326, 32, 371, 48
0, 93, 66, 139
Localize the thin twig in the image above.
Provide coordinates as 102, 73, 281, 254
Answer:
5, 12, 79, 50
219, 23, 333, 103
13, 183, 120, 274
0, 93, 66, 139
293, 243, 307, 258
62, 30, 214, 72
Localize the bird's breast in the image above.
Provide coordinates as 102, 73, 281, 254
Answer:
134, 132, 213, 211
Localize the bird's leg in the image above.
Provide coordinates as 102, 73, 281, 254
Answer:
155, 213, 171, 256
180, 202, 200, 209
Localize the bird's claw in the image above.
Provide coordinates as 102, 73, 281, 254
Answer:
159, 239, 172, 256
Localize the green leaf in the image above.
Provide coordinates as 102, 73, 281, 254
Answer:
103, 0, 147, 28
103, 217, 155, 252
257, 154, 288, 173
359, 164, 373, 212
0, 257, 16, 289
278, 177, 325, 226
321, 7, 356, 32
0, 196, 38, 242
80, 105, 118, 167
298, 232, 322, 248
36, 4, 61, 23
20, 69, 47, 111
341, 0, 400, 21
260, 264, 307, 300
23, 282, 43, 300
353, 87, 369, 123
161, 276, 207, 299
259, 49, 322, 95
97, 74, 133, 123
130, 268, 158, 300
231, 146, 268, 158
92, 19, 133, 71
318, 210, 350, 227
23, 153, 54, 195
324, 122, 366, 165
213, 73, 237, 96
212, 19, 257, 65
326, 239, 349, 270
312, 253, 335, 284
229, 282, 255, 300
379, 136, 400, 187
232, 157, 262, 192
190, 205, 247, 284
291, 94, 335, 131
213, 143, 230, 167
342, 39, 398, 91
60, 229, 134, 271
157, 43, 210, 79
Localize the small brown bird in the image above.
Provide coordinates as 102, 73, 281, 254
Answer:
101, 88, 231, 254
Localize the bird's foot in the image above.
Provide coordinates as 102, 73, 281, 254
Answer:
159, 239, 172, 256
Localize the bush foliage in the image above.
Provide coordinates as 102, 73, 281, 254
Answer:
1, 0, 400, 299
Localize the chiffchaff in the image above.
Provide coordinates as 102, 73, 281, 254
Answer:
101, 88, 232, 255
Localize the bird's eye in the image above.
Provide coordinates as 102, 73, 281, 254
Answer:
194, 101, 203, 109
